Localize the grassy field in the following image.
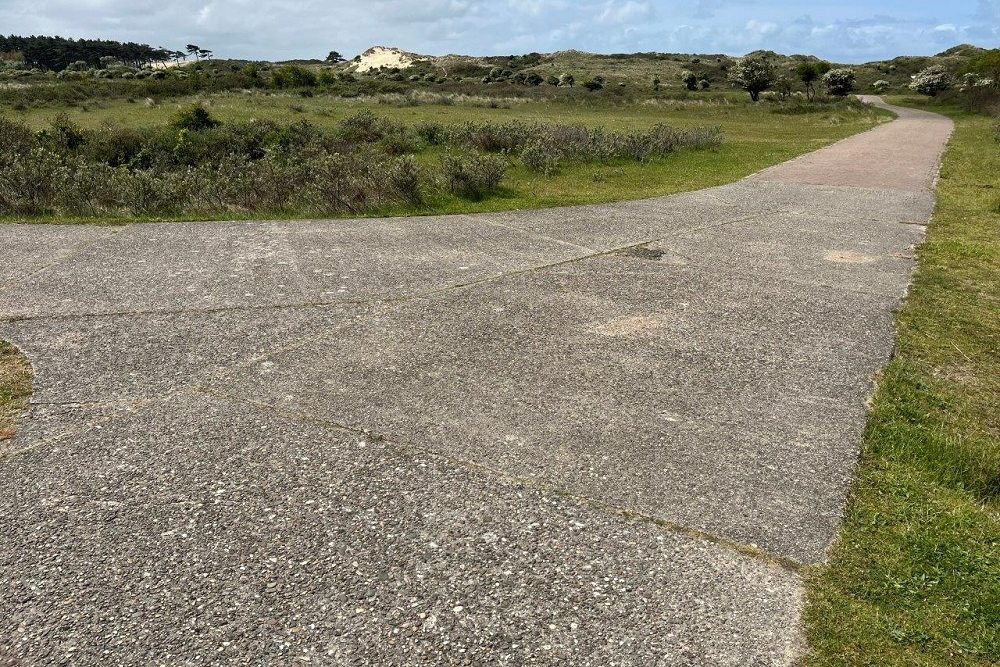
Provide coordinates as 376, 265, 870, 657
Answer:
805, 99, 1000, 665
0, 342, 32, 443
1, 93, 891, 223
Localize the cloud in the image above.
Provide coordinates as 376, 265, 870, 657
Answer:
0, 0, 994, 63
597, 0, 653, 25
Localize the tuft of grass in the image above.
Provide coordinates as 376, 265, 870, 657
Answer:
0, 341, 32, 442
805, 101, 1000, 666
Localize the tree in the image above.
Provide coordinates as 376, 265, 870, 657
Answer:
794, 61, 831, 100
823, 68, 856, 96
186, 44, 201, 61
558, 73, 574, 87
909, 65, 953, 97
326, 51, 345, 63
774, 75, 793, 98
1, 34, 173, 70
680, 70, 698, 91
198, 49, 213, 61
524, 72, 544, 86
728, 55, 776, 102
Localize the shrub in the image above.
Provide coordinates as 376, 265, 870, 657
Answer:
909, 65, 953, 97
872, 80, 891, 93
271, 64, 318, 88
558, 73, 575, 88
337, 110, 396, 143
111, 166, 192, 216
0, 114, 36, 157
448, 120, 533, 152
0, 147, 62, 214
379, 127, 419, 156
681, 70, 698, 91
520, 141, 559, 177
387, 155, 423, 204
293, 149, 400, 214
414, 121, 446, 145
441, 151, 507, 199
170, 104, 220, 132
46, 113, 86, 150
699, 78, 710, 90
728, 55, 776, 101
823, 68, 856, 96
582, 79, 603, 92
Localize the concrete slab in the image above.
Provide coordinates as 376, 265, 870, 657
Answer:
661, 209, 925, 295
0, 215, 591, 319
0, 223, 116, 286
0, 305, 360, 404
0, 392, 803, 666
208, 253, 899, 562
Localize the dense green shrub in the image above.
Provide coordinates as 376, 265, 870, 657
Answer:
414, 120, 446, 145
170, 104, 220, 131
271, 64, 318, 88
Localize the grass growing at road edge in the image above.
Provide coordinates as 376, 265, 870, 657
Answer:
0, 342, 32, 442
804, 101, 1000, 665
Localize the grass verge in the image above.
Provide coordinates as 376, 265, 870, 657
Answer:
804, 101, 1000, 665
0, 341, 32, 442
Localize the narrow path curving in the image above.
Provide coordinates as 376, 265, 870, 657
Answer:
0, 98, 953, 665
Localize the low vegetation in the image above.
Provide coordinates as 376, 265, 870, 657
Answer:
0, 342, 32, 443
805, 99, 1000, 666
0, 94, 886, 222
0, 106, 725, 219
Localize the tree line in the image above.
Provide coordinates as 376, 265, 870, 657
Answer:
0, 35, 203, 71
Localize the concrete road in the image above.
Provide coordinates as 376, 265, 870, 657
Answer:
0, 98, 952, 665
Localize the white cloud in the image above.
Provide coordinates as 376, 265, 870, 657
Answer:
597, 1, 653, 25
0, 0, 993, 63
745, 19, 779, 36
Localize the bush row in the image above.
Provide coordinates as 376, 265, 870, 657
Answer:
0, 109, 722, 217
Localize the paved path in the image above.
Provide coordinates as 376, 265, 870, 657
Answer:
0, 98, 952, 665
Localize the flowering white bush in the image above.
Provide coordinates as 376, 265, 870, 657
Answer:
909, 66, 953, 97
872, 80, 890, 93
823, 68, 856, 96
727, 55, 776, 101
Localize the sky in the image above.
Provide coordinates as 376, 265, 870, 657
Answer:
1, 0, 997, 63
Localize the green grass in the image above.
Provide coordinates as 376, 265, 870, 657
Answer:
804, 100, 1000, 666
0, 341, 32, 442
2, 92, 891, 224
